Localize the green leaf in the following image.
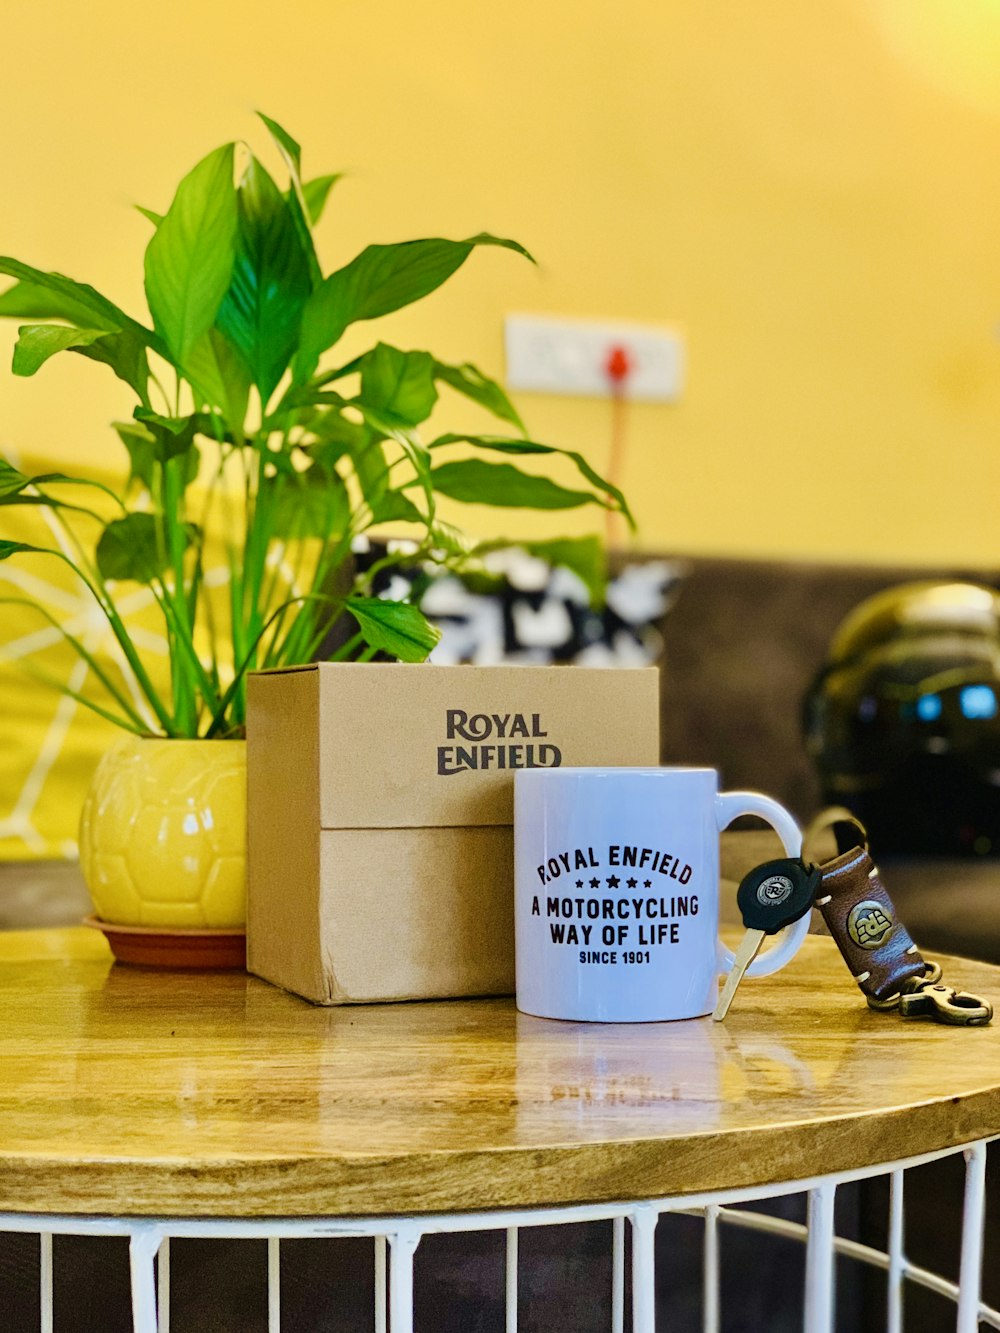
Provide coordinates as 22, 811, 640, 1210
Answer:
96, 512, 183, 583
0, 494, 89, 514
302, 173, 343, 225
0, 539, 51, 560
294, 233, 534, 381
432, 433, 635, 529
428, 458, 605, 511
12, 325, 108, 376
215, 155, 313, 404
288, 189, 323, 288
75, 326, 151, 401
353, 436, 391, 509
434, 433, 547, 455
308, 353, 364, 388
0, 459, 30, 498
0, 457, 123, 513
256, 113, 322, 288
426, 455, 608, 511
351, 396, 436, 525
345, 595, 440, 661
96, 514, 162, 582
358, 343, 438, 428
144, 143, 238, 367
306, 409, 369, 457
464, 232, 535, 262
11, 322, 150, 400
183, 326, 251, 436
0, 259, 151, 339
115, 414, 199, 492
132, 409, 199, 461
135, 205, 163, 226
114, 420, 159, 487
434, 360, 525, 433
0, 279, 107, 327
271, 406, 368, 469
267, 463, 350, 539
271, 382, 349, 418
257, 111, 302, 173
368, 491, 424, 525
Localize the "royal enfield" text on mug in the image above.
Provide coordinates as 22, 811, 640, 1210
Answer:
514, 767, 810, 1022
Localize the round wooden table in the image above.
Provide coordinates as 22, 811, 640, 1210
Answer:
0, 927, 997, 1333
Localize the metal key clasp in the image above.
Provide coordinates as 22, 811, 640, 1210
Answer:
899, 983, 993, 1027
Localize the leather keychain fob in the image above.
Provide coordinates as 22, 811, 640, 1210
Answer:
804, 808, 992, 1025
814, 839, 926, 1003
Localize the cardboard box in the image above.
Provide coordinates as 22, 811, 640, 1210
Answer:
246, 663, 659, 1004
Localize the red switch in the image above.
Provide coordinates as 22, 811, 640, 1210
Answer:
605, 344, 632, 388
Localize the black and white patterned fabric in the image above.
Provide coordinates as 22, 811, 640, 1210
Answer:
352, 539, 682, 666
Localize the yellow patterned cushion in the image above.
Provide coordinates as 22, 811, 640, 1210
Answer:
0, 453, 170, 860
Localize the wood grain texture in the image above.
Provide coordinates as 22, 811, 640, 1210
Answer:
0, 926, 997, 1217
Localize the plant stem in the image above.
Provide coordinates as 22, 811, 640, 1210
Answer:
161, 453, 197, 733
17, 659, 148, 734
203, 593, 339, 738
271, 525, 354, 666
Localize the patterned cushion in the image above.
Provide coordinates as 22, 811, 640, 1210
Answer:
0, 453, 169, 860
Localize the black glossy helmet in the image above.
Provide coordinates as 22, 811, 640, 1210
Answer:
804, 581, 1000, 855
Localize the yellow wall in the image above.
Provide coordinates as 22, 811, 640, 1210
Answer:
2, 0, 1000, 567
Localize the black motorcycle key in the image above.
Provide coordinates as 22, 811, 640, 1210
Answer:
712, 858, 821, 1021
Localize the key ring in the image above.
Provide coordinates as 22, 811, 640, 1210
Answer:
801, 806, 868, 864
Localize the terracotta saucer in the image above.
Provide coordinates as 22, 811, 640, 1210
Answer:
83, 916, 247, 970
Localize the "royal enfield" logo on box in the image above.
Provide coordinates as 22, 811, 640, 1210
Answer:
437, 709, 562, 776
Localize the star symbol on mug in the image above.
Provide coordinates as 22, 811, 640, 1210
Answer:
644, 879, 652, 888
606, 874, 620, 888
589, 876, 601, 889
626, 877, 638, 889
575, 879, 583, 888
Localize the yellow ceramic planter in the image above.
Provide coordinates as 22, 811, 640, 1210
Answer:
79, 737, 247, 928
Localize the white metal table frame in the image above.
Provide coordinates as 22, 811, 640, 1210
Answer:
2, 1136, 994, 1333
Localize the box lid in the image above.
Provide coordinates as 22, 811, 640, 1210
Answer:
252, 662, 660, 830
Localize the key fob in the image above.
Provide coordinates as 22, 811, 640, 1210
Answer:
736, 858, 822, 933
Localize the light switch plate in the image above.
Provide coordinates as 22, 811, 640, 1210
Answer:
504, 313, 684, 401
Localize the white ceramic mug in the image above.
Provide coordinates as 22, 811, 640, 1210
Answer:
514, 766, 809, 1022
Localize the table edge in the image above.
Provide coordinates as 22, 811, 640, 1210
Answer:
1, 1086, 997, 1217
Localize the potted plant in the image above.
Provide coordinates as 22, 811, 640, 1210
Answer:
0, 114, 631, 964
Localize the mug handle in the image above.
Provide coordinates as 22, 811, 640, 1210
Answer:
715, 790, 810, 979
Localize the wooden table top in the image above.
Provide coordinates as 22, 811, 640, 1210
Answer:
0, 927, 998, 1218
